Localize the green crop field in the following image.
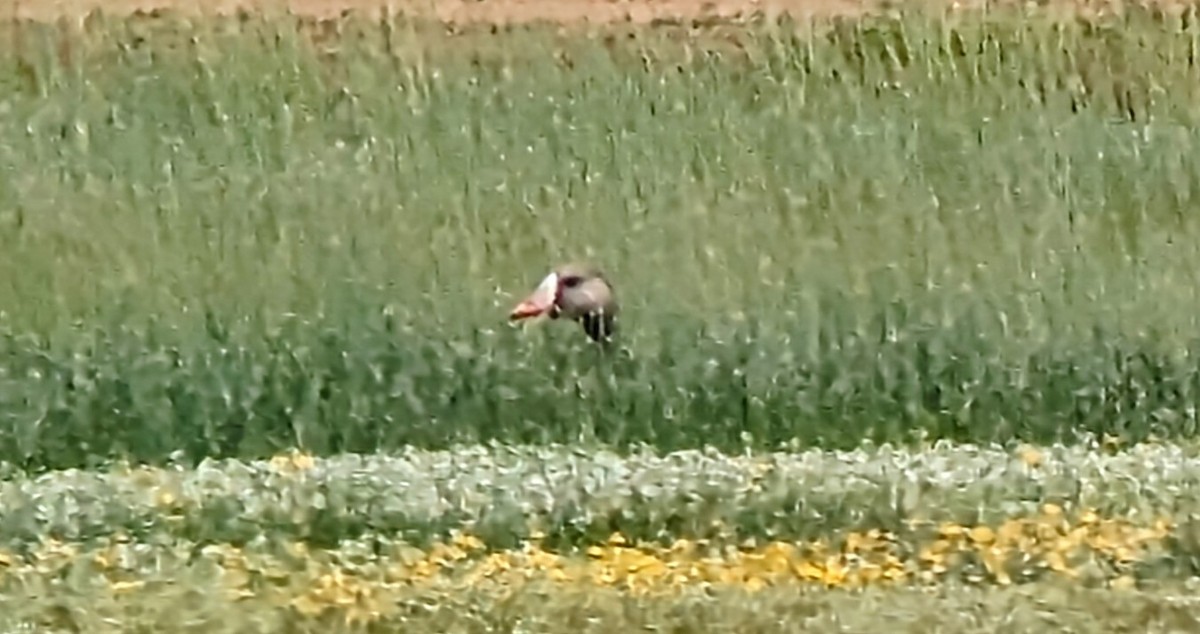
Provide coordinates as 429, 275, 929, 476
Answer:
3, 8, 1200, 469
1, 6, 1200, 631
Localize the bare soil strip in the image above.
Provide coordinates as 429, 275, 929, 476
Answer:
1, 0, 1189, 25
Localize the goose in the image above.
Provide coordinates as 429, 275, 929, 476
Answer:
509, 262, 618, 344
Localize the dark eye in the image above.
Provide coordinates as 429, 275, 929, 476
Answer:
561, 276, 582, 288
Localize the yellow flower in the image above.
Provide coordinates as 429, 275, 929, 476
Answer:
938, 523, 966, 540
996, 520, 1024, 544
1043, 550, 1073, 576
270, 449, 316, 473
979, 546, 1010, 585
1110, 575, 1137, 590
1017, 444, 1044, 467
793, 560, 824, 581
110, 580, 145, 594
744, 576, 768, 592
820, 557, 849, 587
155, 489, 177, 507
969, 526, 995, 545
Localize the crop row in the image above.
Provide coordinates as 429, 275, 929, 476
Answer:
2, 440, 1198, 547
3, 537, 1196, 634
3, 316, 1200, 470
0, 502, 1190, 632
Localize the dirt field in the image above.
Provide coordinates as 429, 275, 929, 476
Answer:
1, 0, 1182, 25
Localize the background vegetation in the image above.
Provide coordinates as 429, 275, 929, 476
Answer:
0, 9, 1199, 469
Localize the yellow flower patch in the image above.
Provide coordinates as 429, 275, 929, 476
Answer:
0, 506, 1178, 628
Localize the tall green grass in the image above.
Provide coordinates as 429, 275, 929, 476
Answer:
0, 9, 1200, 469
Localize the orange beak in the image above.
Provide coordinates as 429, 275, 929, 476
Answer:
509, 272, 559, 321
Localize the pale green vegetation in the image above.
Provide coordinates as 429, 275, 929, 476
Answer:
1, 440, 1199, 547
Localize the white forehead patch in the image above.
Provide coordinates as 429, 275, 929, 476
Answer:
532, 272, 559, 303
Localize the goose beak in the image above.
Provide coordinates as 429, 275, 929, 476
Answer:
509, 272, 559, 321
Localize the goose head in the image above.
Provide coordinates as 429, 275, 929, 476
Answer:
509, 262, 618, 344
